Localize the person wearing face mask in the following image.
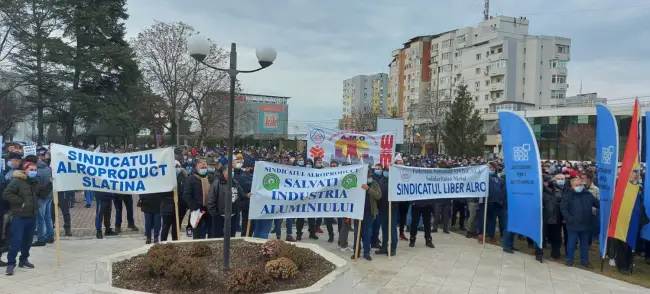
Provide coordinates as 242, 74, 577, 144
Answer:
207, 165, 247, 238
313, 157, 334, 241
375, 166, 398, 256
560, 177, 599, 268
543, 175, 563, 260
30, 154, 54, 247
370, 164, 384, 249
0, 153, 22, 261
2, 161, 51, 275
478, 162, 506, 244
183, 159, 213, 239
234, 160, 255, 237
352, 169, 381, 261
579, 172, 600, 247
160, 161, 189, 241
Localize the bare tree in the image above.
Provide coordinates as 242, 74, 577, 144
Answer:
339, 107, 378, 131
131, 21, 222, 143
410, 88, 448, 151
0, 86, 32, 136
561, 124, 596, 160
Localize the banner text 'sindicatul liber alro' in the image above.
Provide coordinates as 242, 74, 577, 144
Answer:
387, 165, 489, 202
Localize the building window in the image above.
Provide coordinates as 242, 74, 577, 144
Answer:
550, 60, 568, 69
551, 90, 566, 99
440, 65, 452, 73
441, 40, 452, 49
442, 52, 451, 60
456, 34, 466, 44
432, 56, 438, 63
485, 80, 490, 86
475, 81, 480, 89
476, 53, 481, 60
557, 45, 570, 54
523, 78, 525, 85
552, 75, 567, 84
549, 116, 558, 124
484, 94, 489, 101
475, 68, 481, 74
474, 96, 479, 102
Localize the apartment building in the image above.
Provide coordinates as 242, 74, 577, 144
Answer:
341, 73, 389, 122
389, 16, 571, 141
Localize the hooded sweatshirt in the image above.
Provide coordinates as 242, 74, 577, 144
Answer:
207, 172, 245, 216
36, 160, 53, 197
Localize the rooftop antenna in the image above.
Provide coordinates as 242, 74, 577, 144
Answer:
579, 80, 583, 94
484, 0, 489, 21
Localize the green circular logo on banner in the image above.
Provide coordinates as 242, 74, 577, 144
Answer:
342, 174, 357, 189
263, 173, 280, 191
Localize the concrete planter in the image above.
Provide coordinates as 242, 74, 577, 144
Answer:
89, 237, 352, 294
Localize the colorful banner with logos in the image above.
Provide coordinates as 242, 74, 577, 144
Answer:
307, 125, 395, 167
259, 105, 283, 133
644, 111, 650, 242
387, 165, 489, 202
596, 104, 619, 257
249, 161, 368, 220
498, 110, 543, 248
51, 144, 176, 194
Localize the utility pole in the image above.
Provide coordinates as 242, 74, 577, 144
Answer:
484, 0, 489, 21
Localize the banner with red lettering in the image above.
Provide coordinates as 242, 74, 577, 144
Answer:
307, 125, 395, 167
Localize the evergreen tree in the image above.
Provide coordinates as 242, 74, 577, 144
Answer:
441, 84, 485, 156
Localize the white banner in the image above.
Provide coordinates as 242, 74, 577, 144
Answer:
51, 144, 176, 194
23, 144, 37, 157
388, 165, 489, 201
249, 161, 368, 220
307, 125, 395, 167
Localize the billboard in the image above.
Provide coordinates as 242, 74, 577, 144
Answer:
259, 105, 284, 133
376, 118, 405, 145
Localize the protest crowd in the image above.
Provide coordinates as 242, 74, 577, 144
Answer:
0, 141, 648, 279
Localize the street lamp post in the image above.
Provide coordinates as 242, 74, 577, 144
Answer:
188, 36, 277, 270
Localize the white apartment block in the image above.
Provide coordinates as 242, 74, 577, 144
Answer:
431, 16, 571, 115
341, 73, 389, 120
389, 16, 571, 134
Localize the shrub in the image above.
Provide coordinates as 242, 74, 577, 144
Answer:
167, 258, 207, 286
226, 267, 272, 293
143, 243, 176, 277
188, 242, 212, 258
261, 239, 285, 259
277, 244, 310, 269
264, 257, 298, 280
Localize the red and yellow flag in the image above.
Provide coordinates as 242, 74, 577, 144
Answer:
607, 99, 642, 243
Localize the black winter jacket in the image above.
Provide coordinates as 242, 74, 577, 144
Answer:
233, 170, 253, 211
543, 187, 562, 225
138, 193, 162, 214
207, 172, 246, 216
560, 188, 599, 232
183, 171, 209, 211
2, 171, 50, 217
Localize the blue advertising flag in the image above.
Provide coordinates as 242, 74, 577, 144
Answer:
498, 111, 543, 248
595, 104, 619, 258
643, 111, 650, 241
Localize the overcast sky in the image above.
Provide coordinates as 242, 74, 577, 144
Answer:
125, 0, 650, 133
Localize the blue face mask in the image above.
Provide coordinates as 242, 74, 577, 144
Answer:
489, 170, 495, 176
198, 169, 208, 176
175, 168, 182, 175
574, 186, 584, 193
316, 163, 323, 168
556, 180, 565, 186
208, 168, 215, 172
27, 171, 38, 178
367, 178, 373, 184
306, 164, 312, 168
7, 161, 13, 168
374, 169, 382, 176
383, 171, 389, 177
298, 161, 304, 166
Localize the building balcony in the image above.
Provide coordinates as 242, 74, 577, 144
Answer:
488, 53, 503, 61
550, 68, 568, 75
554, 53, 570, 61
490, 67, 506, 76
489, 82, 505, 92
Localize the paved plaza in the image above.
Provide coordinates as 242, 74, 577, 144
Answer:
1, 228, 649, 294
